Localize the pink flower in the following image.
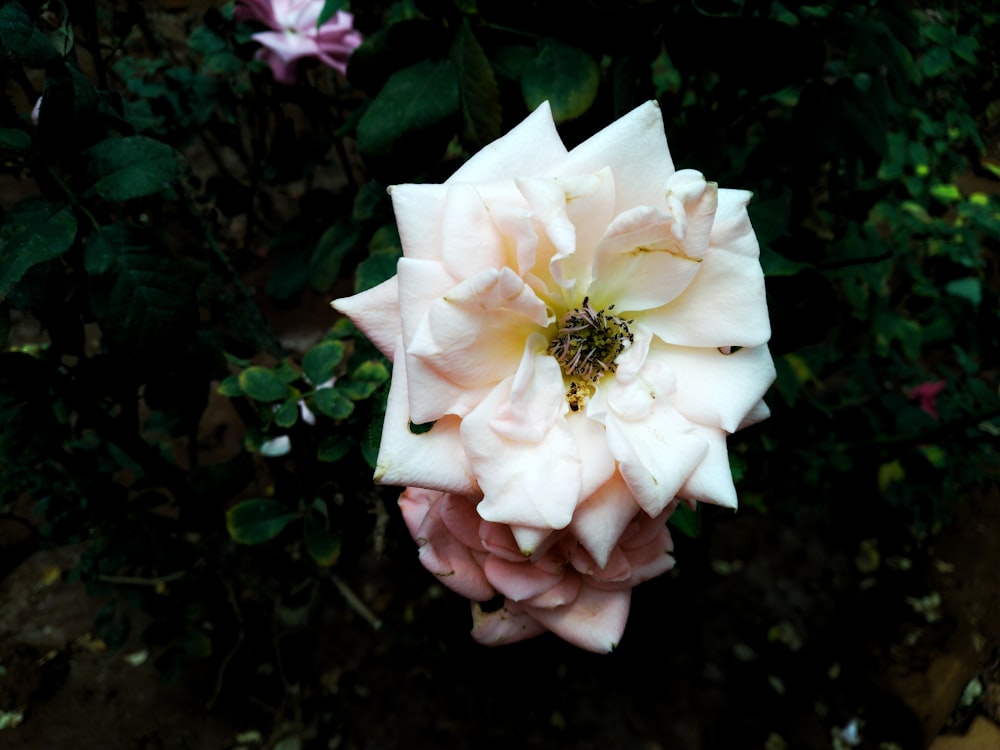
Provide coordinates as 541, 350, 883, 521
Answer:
400, 486, 677, 652
907, 380, 946, 420
235, 0, 362, 84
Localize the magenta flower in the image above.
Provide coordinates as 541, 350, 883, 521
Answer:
400, 486, 677, 652
907, 380, 946, 420
235, 0, 362, 84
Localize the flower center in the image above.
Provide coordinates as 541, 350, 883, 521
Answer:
547, 297, 633, 411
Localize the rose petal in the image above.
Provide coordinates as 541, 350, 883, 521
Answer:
557, 101, 674, 216
569, 472, 639, 569
440, 183, 510, 279
400, 489, 494, 601
330, 276, 400, 360
678, 423, 738, 509
483, 556, 564, 601
489, 334, 565, 442
374, 345, 478, 494
389, 184, 449, 261
407, 269, 548, 395
449, 102, 567, 183
525, 571, 582, 609
463, 375, 581, 530
604, 405, 708, 517
651, 342, 776, 432
637, 188, 770, 347
510, 526, 553, 557
471, 601, 547, 646
527, 585, 631, 653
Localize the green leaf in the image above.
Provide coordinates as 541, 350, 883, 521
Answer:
921, 46, 952, 78
311, 388, 354, 419
217, 374, 244, 397
451, 21, 501, 147
355, 224, 402, 293
930, 183, 962, 203
317, 0, 345, 27
84, 223, 197, 360
0, 128, 31, 152
317, 435, 351, 462
0, 1, 57, 66
0, 197, 76, 301
521, 39, 599, 123
340, 360, 389, 401
669, 503, 701, 538
84, 136, 185, 200
304, 507, 341, 566
310, 218, 360, 293
303, 341, 345, 386
274, 398, 300, 428
944, 277, 981, 306
356, 59, 459, 159
226, 499, 298, 545
239, 366, 289, 402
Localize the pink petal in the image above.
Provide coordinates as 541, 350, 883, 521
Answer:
569, 472, 639, 569
528, 585, 632, 653
400, 489, 494, 601
525, 572, 582, 609
565, 412, 616, 501
483, 556, 565, 601
479, 520, 526, 562
471, 601, 547, 646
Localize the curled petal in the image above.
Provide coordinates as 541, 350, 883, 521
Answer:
450, 101, 567, 183
484, 556, 564, 602
569, 472, 639, 570
605, 405, 708, 517
463, 376, 581, 530
331, 276, 400, 360
525, 572, 582, 609
678, 423, 738, 509
400, 489, 494, 601
510, 526, 553, 558
440, 184, 510, 279
638, 188, 770, 347
490, 334, 565, 442
558, 100, 674, 216
374, 344, 478, 494
471, 601, 547, 646
389, 184, 449, 261
528, 585, 632, 653
652, 343, 776, 432
408, 269, 548, 395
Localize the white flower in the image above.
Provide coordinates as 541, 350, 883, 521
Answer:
334, 100, 774, 568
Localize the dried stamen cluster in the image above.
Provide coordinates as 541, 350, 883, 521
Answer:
548, 298, 634, 410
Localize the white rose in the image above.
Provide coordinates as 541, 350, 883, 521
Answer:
334, 100, 774, 572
